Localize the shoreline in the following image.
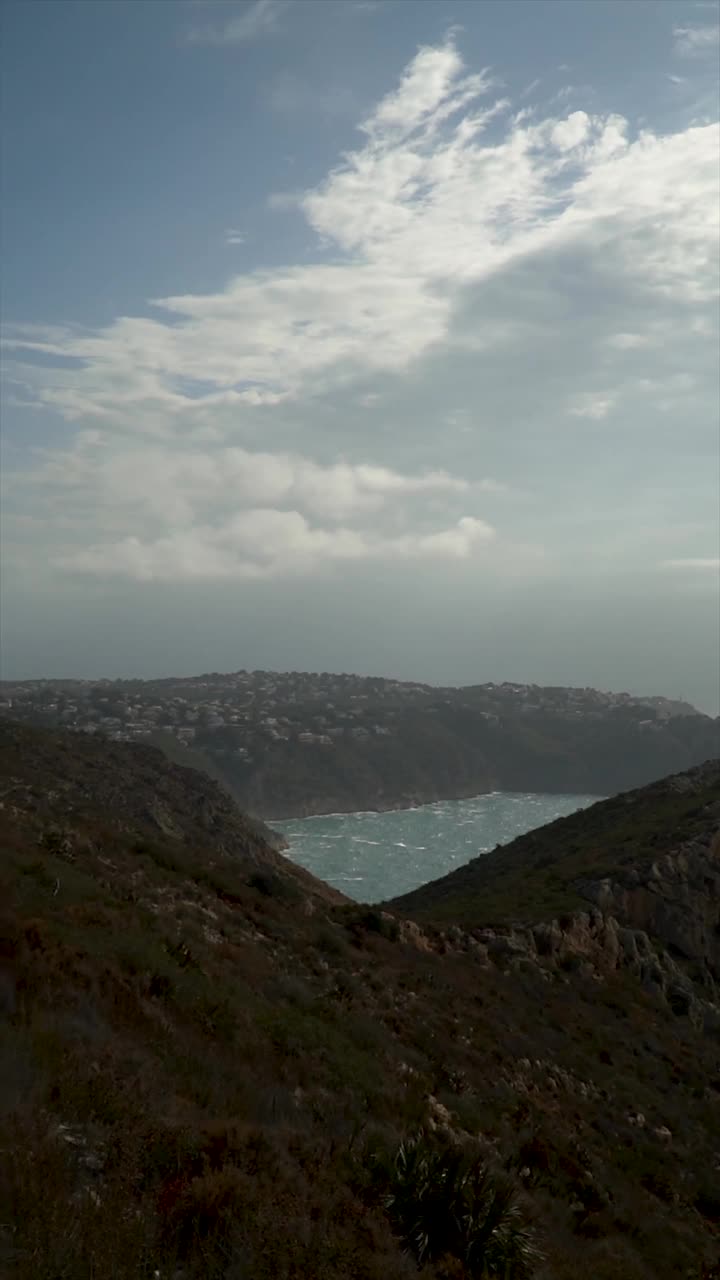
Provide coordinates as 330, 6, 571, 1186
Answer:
268, 784, 606, 825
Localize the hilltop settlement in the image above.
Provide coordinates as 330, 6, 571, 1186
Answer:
1, 670, 717, 817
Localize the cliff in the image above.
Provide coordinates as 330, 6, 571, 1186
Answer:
213, 710, 720, 818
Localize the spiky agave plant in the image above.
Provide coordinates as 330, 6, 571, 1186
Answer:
381, 1132, 541, 1279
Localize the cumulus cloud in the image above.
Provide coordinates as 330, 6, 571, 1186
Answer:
27, 441, 472, 522
12, 436, 496, 580
56, 512, 496, 583
2, 38, 719, 585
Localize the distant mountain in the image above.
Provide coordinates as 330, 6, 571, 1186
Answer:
2, 720, 720, 1278
1, 670, 718, 817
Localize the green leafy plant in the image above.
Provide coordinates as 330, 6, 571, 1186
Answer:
377, 1132, 541, 1277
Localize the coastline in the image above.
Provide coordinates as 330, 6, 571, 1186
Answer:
268, 782, 607, 825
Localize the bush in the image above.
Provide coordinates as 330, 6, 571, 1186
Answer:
374, 1132, 541, 1278
348, 909, 400, 943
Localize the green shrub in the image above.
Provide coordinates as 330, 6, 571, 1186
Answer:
375, 1132, 541, 1277
348, 909, 400, 943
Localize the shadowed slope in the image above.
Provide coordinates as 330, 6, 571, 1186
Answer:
387, 760, 720, 930
0, 719, 343, 905
1, 723, 719, 1279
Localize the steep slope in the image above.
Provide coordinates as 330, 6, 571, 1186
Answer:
0, 720, 335, 903
143, 728, 289, 849
1, 723, 719, 1280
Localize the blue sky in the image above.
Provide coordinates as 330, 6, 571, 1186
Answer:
1, 0, 719, 709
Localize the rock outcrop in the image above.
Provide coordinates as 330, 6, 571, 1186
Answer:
575, 829, 720, 990
389, 761, 720, 1031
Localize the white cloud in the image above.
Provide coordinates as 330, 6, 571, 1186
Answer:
25, 441, 472, 523
6, 41, 718, 426
3, 38, 718, 588
55, 512, 496, 583
360, 43, 496, 142
224, 228, 246, 245
673, 24, 720, 56
550, 110, 590, 150
185, 0, 287, 45
413, 516, 495, 560
12, 437, 497, 582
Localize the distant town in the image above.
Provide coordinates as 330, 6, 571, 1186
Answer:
0, 669, 700, 768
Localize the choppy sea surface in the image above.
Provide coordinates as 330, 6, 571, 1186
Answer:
279, 791, 599, 903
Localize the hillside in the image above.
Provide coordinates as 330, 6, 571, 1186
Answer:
142, 729, 289, 850
388, 760, 720, 1029
1, 721, 719, 1280
388, 760, 720, 930
2, 671, 718, 817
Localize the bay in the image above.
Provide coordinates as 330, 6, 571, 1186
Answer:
279, 791, 600, 903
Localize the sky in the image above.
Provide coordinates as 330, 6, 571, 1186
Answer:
1, 0, 719, 711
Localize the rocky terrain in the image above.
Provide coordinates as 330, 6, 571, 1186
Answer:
1, 719, 719, 1279
390, 761, 720, 1024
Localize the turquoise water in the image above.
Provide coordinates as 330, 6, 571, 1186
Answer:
279, 791, 599, 903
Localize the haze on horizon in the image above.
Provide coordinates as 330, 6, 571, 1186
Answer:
1, 1, 719, 714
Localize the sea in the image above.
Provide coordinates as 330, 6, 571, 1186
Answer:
279, 791, 600, 903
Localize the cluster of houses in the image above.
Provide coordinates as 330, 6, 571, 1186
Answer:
0, 670, 693, 758
0, 670, 411, 756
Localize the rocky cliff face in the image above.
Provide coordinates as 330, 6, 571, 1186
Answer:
388, 898, 720, 1037
570, 764, 720, 997
389, 760, 720, 1033
576, 830, 720, 992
